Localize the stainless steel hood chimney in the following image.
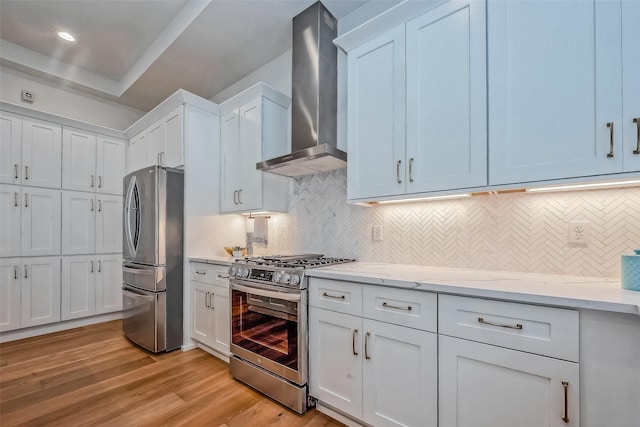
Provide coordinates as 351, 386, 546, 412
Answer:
257, 1, 346, 177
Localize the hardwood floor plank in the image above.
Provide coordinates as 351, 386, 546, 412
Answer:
95, 392, 186, 427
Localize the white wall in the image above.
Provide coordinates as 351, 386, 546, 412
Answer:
0, 66, 144, 130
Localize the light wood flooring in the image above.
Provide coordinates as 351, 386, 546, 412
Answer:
0, 320, 344, 426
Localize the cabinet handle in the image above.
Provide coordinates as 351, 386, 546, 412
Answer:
98, 200, 102, 212
14, 164, 18, 179
409, 158, 414, 183
233, 190, 238, 205
24, 265, 28, 279
606, 122, 614, 158
90, 199, 94, 211
238, 189, 242, 204
322, 292, 345, 300
14, 265, 18, 279
352, 329, 358, 356
195, 270, 207, 275
14, 192, 19, 207
98, 260, 102, 273
24, 193, 28, 208
217, 273, 230, 279
364, 332, 371, 360
633, 118, 640, 155
205, 292, 210, 308
98, 175, 102, 189
209, 293, 214, 309
477, 317, 523, 330
91, 174, 95, 187
24, 165, 29, 180
562, 381, 570, 423
90, 261, 94, 273
383, 301, 412, 311
396, 160, 402, 184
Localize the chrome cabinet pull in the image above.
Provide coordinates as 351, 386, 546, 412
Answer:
217, 273, 230, 279
14, 265, 18, 279
14, 164, 18, 179
606, 122, 614, 158
98, 260, 102, 273
233, 190, 238, 205
90, 199, 94, 211
195, 270, 207, 275
562, 381, 570, 423
161, 152, 165, 166
238, 189, 242, 204
383, 301, 412, 311
24, 165, 29, 180
90, 261, 94, 273
14, 192, 18, 207
478, 317, 523, 330
322, 292, 345, 300
98, 175, 102, 188
209, 293, 214, 309
24, 265, 28, 279
205, 292, 210, 308
409, 158, 414, 183
396, 160, 402, 184
157, 152, 162, 166
91, 174, 95, 187
633, 118, 640, 155
98, 200, 102, 212
352, 329, 358, 356
364, 332, 371, 360
24, 193, 28, 208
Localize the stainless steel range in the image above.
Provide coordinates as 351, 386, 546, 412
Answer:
228, 254, 353, 413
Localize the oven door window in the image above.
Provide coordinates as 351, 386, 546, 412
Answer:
231, 289, 299, 370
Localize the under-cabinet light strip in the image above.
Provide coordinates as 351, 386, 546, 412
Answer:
526, 179, 640, 193
377, 193, 471, 204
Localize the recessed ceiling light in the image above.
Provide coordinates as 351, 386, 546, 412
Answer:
57, 31, 76, 42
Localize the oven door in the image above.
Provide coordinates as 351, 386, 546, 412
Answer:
230, 280, 306, 385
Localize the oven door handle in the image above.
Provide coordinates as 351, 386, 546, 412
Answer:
231, 282, 301, 302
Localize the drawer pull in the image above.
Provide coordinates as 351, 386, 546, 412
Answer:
322, 292, 345, 300
217, 273, 230, 279
352, 329, 358, 356
606, 122, 614, 158
477, 317, 523, 330
365, 332, 371, 360
195, 270, 207, 275
562, 381, 570, 423
382, 301, 412, 311
633, 118, 640, 155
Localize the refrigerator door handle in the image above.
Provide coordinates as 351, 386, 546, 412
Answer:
124, 176, 140, 258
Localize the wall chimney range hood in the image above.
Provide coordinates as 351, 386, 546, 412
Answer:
257, 1, 346, 177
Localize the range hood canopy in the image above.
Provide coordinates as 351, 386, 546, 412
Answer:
257, 1, 346, 177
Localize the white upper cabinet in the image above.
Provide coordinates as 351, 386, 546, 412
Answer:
622, 0, 640, 172
129, 105, 184, 173
1, 113, 61, 188
162, 106, 184, 167
127, 130, 148, 174
219, 83, 290, 214
488, 0, 626, 184
63, 127, 125, 194
345, 0, 486, 201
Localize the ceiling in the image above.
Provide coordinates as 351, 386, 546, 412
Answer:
0, 0, 369, 112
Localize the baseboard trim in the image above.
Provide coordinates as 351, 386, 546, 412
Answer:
315, 402, 367, 427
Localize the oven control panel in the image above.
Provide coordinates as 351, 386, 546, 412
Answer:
229, 265, 303, 288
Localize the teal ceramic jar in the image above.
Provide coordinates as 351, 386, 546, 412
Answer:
621, 249, 640, 291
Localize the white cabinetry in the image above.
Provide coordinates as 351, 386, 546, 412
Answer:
190, 262, 230, 358
438, 295, 580, 426
309, 278, 437, 427
61, 191, 122, 255
127, 130, 147, 173
0, 112, 62, 188
62, 127, 125, 194
220, 83, 290, 214
0, 184, 61, 257
61, 254, 122, 321
343, 0, 486, 201
488, 0, 638, 184
0, 257, 61, 331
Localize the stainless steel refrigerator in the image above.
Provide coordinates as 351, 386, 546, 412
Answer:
121, 165, 184, 352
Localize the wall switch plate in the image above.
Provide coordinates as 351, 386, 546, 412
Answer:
568, 220, 590, 246
21, 90, 34, 104
372, 224, 383, 241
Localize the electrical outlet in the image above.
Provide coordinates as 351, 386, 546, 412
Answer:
568, 221, 590, 246
372, 224, 383, 241
21, 90, 34, 104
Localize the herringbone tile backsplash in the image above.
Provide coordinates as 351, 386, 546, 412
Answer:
255, 170, 640, 278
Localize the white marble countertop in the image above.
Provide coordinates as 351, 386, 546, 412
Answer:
306, 262, 640, 316
188, 256, 234, 266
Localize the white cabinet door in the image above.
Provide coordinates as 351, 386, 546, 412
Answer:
220, 111, 243, 213
0, 185, 21, 257
61, 191, 96, 255
309, 307, 363, 419
192, 281, 213, 345
439, 335, 580, 427
62, 127, 96, 192
96, 136, 125, 195
147, 120, 164, 167
211, 286, 230, 352
128, 131, 147, 173
623, 0, 640, 172
95, 254, 122, 314
95, 194, 122, 254
61, 255, 96, 320
21, 256, 61, 327
21, 118, 62, 188
239, 99, 263, 212
362, 319, 437, 427
21, 187, 61, 256
347, 25, 406, 200
0, 111, 22, 185
0, 258, 21, 332
163, 106, 184, 167
406, 0, 487, 193
488, 0, 623, 184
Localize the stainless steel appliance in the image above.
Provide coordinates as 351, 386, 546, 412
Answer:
121, 165, 184, 353
229, 254, 353, 413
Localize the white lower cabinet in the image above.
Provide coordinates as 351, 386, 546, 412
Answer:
0, 257, 61, 331
190, 262, 230, 357
61, 254, 122, 320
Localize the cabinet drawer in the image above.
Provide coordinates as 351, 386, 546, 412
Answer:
190, 262, 230, 287
363, 286, 437, 332
439, 295, 579, 362
309, 278, 362, 316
